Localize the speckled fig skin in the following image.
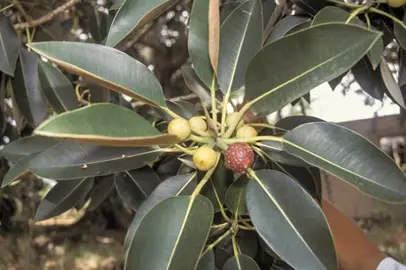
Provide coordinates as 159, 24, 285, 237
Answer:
225, 143, 255, 172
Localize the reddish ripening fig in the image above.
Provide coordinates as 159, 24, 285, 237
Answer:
225, 143, 255, 172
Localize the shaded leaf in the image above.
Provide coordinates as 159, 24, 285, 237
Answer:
237, 230, 258, 258
247, 170, 337, 270
29, 42, 167, 108
223, 254, 260, 270
0, 14, 21, 76
352, 56, 385, 100
265, 15, 310, 45
182, 66, 212, 108
218, 0, 263, 93
262, 0, 277, 28
86, 5, 111, 44
292, 0, 328, 15
162, 100, 198, 121
188, 0, 215, 88
260, 140, 308, 166
125, 195, 213, 270
114, 166, 161, 211
34, 103, 178, 147
10, 49, 47, 127
124, 173, 197, 251
29, 141, 162, 180
34, 178, 94, 221
224, 175, 248, 215
328, 71, 347, 91
283, 122, 406, 202
106, 0, 176, 47
220, 2, 241, 24
399, 49, 406, 87
245, 23, 381, 115
209, 0, 220, 72
110, 0, 124, 10
38, 60, 77, 113
276, 115, 325, 131
196, 250, 215, 270
394, 14, 406, 50
87, 174, 114, 211
1, 153, 40, 188
380, 57, 406, 108
0, 135, 59, 163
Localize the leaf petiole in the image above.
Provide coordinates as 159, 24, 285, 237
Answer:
370, 7, 406, 31
191, 153, 220, 198
220, 135, 283, 145
201, 229, 232, 256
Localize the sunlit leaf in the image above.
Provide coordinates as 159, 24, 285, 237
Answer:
283, 122, 406, 202
34, 178, 94, 221
125, 195, 213, 270
245, 23, 381, 115
247, 170, 337, 270
34, 103, 178, 147
106, 0, 176, 47
29, 42, 167, 108
218, 0, 263, 93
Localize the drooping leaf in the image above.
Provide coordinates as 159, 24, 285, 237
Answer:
394, 15, 406, 50
34, 178, 94, 221
196, 250, 215, 270
85, 4, 111, 44
38, 60, 77, 113
28, 42, 167, 108
262, 0, 276, 28
292, 0, 328, 15
218, 0, 263, 93
114, 166, 161, 211
380, 57, 406, 108
247, 170, 338, 270
0, 135, 59, 163
182, 66, 212, 108
283, 122, 406, 202
265, 15, 310, 45
276, 115, 325, 131
223, 254, 260, 270
328, 71, 347, 91
125, 195, 213, 270
399, 49, 406, 87
87, 174, 114, 211
123, 173, 196, 251
188, 0, 215, 88
352, 56, 385, 100
312, 6, 383, 69
1, 153, 41, 188
29, 141, 162, 180
0, 14, 21, 76
162, 100, 198, 121
245, 23, 382, 115
209, 0, 220, 72
224, 175, 248, 215
106, 0, 176, 47
34, 103, 178, 147
10, 49, 47, 127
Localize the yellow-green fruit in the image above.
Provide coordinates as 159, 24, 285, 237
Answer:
236, 125, 258, 139
226, 112, 245, 129
168, 118, 191, 141
193, 146, 217, 171
189, 116, 208, 133
387, 0, 406, 7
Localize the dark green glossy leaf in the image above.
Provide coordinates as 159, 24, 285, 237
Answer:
394, 14, 406, 50
262, 0, 276, 28
220, 2, 241, 24
106, 0, 175, 47
1, 153, 40, 188
380, 57, 406, 108
247, 170, 337, 270
0, 135, 59, 163
86, 5, 111, 44
237, 230, 258, 258
265, 15, 310, 45
197, 250, 215, 270
87, 174, 114, 211
283, 122, 406, 202
218, 0, 263, 93
38, 60, 77, 113
162, 100, 198, 121
223, 254, 260, 270
188, 0, 215, 88
124, 173, 197, 251
292, 0, 327, 15
34, 103, 178, 147
110, 0, 124, 10
276, 115, 325, 131
312, 6, 382, 69
399, 49, 406, 87
224, 175, 248, 215
29, 141, 162, 180
182, 66, 212, 107
260, 140, 308, 166
29, 42, 167, 108
245, 23, 381, 116
34, 178, 94, 221
0, 14, 20, 76
125, 195, 213, 270
352, 56, 385, 100
114, 166, 160, 211
10, 49, 47, 127
328, 71, 347, 91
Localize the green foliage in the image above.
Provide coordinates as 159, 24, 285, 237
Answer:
2, 0, 406, 269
